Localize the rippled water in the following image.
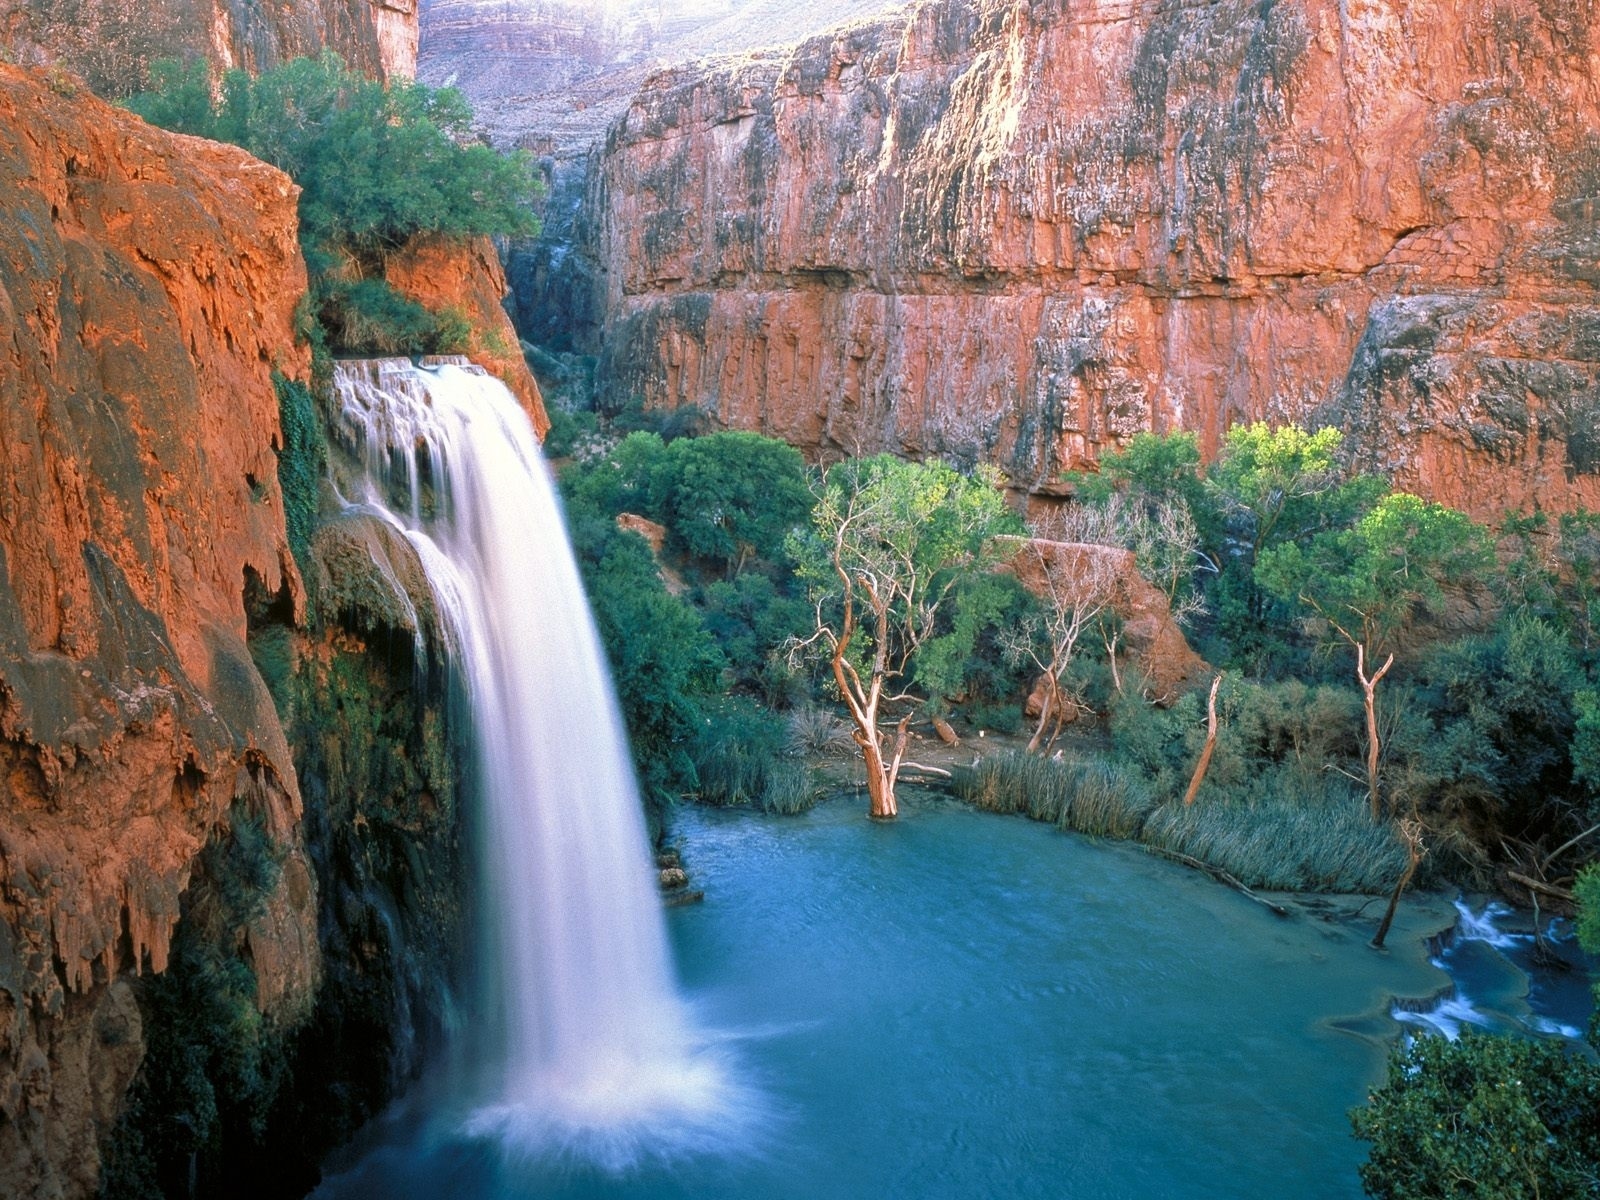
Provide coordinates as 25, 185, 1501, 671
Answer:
315, 793, 1471, 1200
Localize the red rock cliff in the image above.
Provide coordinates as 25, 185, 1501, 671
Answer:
586, 0, 1600, 519
0, 64, 317, 1197
0, 0, 418, 96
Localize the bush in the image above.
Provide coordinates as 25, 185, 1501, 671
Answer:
273, 373, 327, 572
954, 750, 1156, 839
1110, 677, 1363, 805
689, 697, 786, 807
759, 759, 820, 816
786, 705, 855, 759
1351, 1033, 1600, 1200
128, 54, 541, 355
688, 697, 820, 814
1141, 789, 1406, 893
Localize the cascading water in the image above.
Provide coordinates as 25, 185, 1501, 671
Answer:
332, 359, 746, 1170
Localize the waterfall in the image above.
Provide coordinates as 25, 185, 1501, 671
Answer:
332, 359, 743, 1169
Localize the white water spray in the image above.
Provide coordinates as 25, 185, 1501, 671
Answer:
333, 359, 746, 1169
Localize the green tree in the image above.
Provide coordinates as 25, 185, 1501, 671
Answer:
788, 457, 1018, 818
653, 432, 812, 576
1257, 493, 1492, 818
1204, 423, 1384, 665
128, 53, 541, 354
1351, 1033, 1600, 1200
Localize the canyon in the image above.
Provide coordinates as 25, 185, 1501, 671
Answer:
0, 61, 316, 1197
471, 0, 1600, 520
1, 0, 1598, 1194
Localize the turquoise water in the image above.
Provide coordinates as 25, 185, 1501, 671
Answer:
314, 795, 1458, 1200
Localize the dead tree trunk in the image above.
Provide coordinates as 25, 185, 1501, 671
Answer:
1371, 818, 1425, 949
1357, 644, 1395, 821
1182, 673, 1223, 807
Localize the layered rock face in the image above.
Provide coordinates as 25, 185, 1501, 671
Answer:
584, 0, 1600, 519
0, 64, 316, 1197
0, 0, 419, 96
386, 234, 551, 435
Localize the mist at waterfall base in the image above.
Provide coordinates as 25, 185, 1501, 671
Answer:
327, 360, 759, 1174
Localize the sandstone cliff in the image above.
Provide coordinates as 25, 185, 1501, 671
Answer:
0, 0, 418, 97
0, 64, 317, 1196
580, 0, 1600, 520
386, 234, 551, 435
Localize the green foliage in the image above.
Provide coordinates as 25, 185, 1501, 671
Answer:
1110, 677, 1362, 803
1257, 493, 1492, 657
916, 573, 1038, 713
128, 53, 541, 355
688, 696, 787, 807
1073, 430, 1207, 515
698, 571, 813, 701
566, 506, 723, 820
273, 373, 327, 573
653, 432, 811, 575
790, 456, 1022, 694
1202, 422, 1384, 665
130, 53, 540, 262
1576, 692, 1600, 817
563, 431, 669, 520
1143, 791, 1405, 892
785, 705, 855, 758
1576, 865, 1600, 956
314, 279, 472, 357
955, 750, 1157, 839
1393, 616, 1588, 824
1207, 423, 1383, 561
687, 696, 820, 814
1351, 1033, 1600, 1200
100, 812, 288, 1199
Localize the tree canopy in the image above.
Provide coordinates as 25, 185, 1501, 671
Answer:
789, 456, 1019, 817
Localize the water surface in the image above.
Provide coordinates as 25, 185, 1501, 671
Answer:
316, 794, 1457, 1200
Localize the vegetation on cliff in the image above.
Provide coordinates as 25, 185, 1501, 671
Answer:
127, 53, 541, 358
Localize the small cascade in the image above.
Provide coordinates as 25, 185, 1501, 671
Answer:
332, 358, 746, 1169
1392, 897, 1590, 1043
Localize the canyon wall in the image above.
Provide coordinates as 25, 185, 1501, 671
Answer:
0, 0, 418, 97
583, 0, 1600, 519
0, 63, 318, 1196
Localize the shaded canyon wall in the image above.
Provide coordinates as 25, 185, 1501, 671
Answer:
580, 0, 1600, 518
0, 62, 317, 1197
0, 59, 492, 1196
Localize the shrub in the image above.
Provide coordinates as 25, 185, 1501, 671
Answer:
1141, 789, 1406, 893
128, 54, 541, 355
954, 750, 1156, 839
786, 705, 855, 759
1351, 1033, 1600, 1200
273, 373, 327, 572
759, 759, 820, 815
689, 696, 786, 807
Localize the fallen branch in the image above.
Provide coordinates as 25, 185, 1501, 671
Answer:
1539, 823, 1600, 874
1507, 871, 1575, 904
1143, 846, 1290, 917
896, 761, 951, 777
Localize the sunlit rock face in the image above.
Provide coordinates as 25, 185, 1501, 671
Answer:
416, 0, 909, 350
0, 62, 315, 1198
576, 0, 1600, 518
0, 0, 419, 95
